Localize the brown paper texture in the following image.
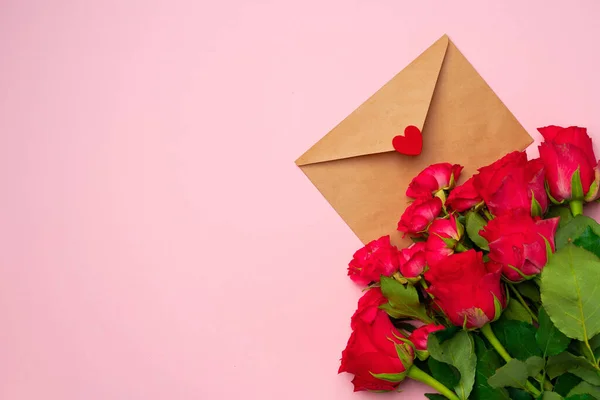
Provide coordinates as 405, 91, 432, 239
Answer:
296, 35, 533, 248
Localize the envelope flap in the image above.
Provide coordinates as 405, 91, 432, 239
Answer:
296, 35, 449, 166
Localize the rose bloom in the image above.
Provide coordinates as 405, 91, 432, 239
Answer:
480, 211, 559, 282
425, 215, 462, 266
538, 125, 600, 202
339, 289, 414, 392
398, 242, 427, 278
406, 163, 463, 199
397, 197, 443, 236
408, 323, 445, 351
446, 176, 483, 212
347, 236, 400, 286
425, 250, 505, 329
473, 151, 548, 216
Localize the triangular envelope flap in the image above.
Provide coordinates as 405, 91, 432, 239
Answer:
295, 35, 449, 166
297, 37, 533, 247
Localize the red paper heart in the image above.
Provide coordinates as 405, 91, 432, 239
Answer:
392, 125, 423, 156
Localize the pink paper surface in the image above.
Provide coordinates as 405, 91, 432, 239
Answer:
1, 1, 599, 399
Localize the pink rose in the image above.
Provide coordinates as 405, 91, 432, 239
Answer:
347, 236, 400, 286
406, 163, 463, 199
398, 242, 427, 278
397, 197, 443, 236
538, 125, 600, 203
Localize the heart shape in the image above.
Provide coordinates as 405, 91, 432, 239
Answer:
392, 125, 423, 156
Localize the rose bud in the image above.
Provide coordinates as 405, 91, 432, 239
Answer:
425, 250, 505, 329
425, 215, 464, 266
398, 242, 427, 278
446, 176, 483, 212
339, 290, 414, 392
538, 125, 600, 214
480, 211, 559, 283
406, 163, 464, 199
473, 151, 549, 217
408, 323, 445, 352
347, 236, 400, 286
397, 197, 443, 236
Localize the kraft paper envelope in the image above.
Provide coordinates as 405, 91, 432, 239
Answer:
295, 35, 533, 247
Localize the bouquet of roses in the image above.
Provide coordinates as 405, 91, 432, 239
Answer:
338, 126, 600, 400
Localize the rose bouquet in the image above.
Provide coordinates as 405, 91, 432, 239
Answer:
339, 126, 600, 399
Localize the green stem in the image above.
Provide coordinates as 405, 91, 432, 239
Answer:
480, 324, 511, 362
524, 380, 542, 398
407, 365, 460, 400
480, 324, 549, 394
483, 209, 494, 221
508, 284, 539, 323
570, 200, 584, 217
455, 243, 469, 252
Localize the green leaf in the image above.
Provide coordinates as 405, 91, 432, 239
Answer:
466, 211, 489, 251
547, 205, 574, 228
541, 244, 600, 342
507, 388, 534, 400
565, 394, 597, 400
503, 298, 533, 323
517, 281, 541, 303
542, 392, 565, 400
379, 276, 433, 322
488, 359, 529, 389
568, 382, 600, 398
428, 330, 476, 399
532, 193, 544, 217
492, 319, 542, 361
428, 357, 461, 389
537, 307, 571, 356
471, 335, 510, 400
546, 352, 600, 385
435, 326, 461, 344
525, 356, 545, 377
424, 394, 448, 400
574, 226, 600, 258
555, 373, 583, 396
555, 216, 600, 250
370, 371, 407, 382
572, 168, 585, 201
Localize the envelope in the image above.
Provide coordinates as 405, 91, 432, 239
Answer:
295, 35, 533, 248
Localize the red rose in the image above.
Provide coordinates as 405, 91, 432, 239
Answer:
480, 212, 559, 282
347, 236, 400, 286
398, 242, 427, 278
408, 323, 445, 351
446, 176, 483, 212
406, 163, 463, 199
425, 250, 505, 329
350, 287, 387, 330
339, 291, 414, 392
538, 125, 600, 203
425, 215, 462, 266
473, 151, 549, 216
397, 197, 443, 236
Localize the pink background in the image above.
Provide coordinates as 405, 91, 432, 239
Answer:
1, 1, 600, 399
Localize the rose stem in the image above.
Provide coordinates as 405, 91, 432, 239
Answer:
508, 284, 538, 323
570, 200, 584, 217
480, 324, 548, 395
407, 365, 460, 400
455, 243, 469, 252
